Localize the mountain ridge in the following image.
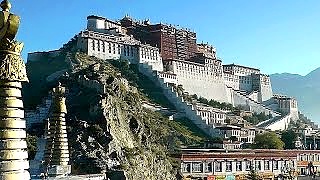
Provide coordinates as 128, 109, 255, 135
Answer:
270, 67, 320, 123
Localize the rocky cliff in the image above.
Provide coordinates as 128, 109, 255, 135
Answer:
25, 52, 208, 179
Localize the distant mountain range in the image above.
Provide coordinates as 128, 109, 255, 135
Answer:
270, 67, 320, 123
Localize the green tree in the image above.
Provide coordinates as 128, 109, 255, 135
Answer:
198, 96, 209, 104
281, 130, 298, 149
246, 167, 261, 180
253, 132, 285, 149
243, 112, 269, 125
26, 134, 38, 160
176, 85, 184, 96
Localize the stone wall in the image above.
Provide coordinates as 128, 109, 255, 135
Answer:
25, 95, 52, 129
77, 30, 164, 72
264, 114, 292, 131
230, 87, 281, 117
27, 50, 61, 62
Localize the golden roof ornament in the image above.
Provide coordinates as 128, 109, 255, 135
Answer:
0, 0, 19, 41
0, 0, 11, 12
53, 82, 66, 97
0, 0, 28, 82
52, 83, 67, 113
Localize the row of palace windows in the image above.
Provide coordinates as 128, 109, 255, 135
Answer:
177, 73, 224, 82
91, 40, 136, 57
225, 78, 252, 85
299, 154, 320, 161
223, 67, 260, 75
141, 48, 159, 60
279, 100, 297, 109
177, 67, 222, 75
218, 129, 255, 138
159, 73, 177, 80
177, 67, 222, 76
182, 160, 294, 173
178, 72, 223, 80
204, 59, 219, 65
198, 111, 225, 119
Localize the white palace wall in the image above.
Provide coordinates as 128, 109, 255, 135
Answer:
231, 87, 281, 117
77, 30, 163, 72
177, 76, 228, 102
168, 60, 229, 102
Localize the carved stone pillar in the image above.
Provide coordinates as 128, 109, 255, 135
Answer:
0, 0, 30, 179
45, 83, 71, 176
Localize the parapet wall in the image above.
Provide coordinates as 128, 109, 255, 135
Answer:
27, 50, 61, 62
230, 86, 281, 117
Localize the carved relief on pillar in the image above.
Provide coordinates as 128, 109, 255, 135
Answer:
0, 0, 30, 179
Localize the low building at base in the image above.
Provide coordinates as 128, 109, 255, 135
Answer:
177, 149, 320, 180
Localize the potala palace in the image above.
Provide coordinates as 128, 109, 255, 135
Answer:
28, 15, 299, 134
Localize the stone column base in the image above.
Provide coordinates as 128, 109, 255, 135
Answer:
47, 165, 71, 177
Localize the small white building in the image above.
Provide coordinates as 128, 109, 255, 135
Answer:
215, 125, 256, 144
194, 104, 227, 126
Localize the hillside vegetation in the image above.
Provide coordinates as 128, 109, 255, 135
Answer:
25, 52, 210, 179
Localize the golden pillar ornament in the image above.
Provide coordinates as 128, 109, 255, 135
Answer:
0, 0, 30, 179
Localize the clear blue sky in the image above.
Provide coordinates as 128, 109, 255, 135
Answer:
11, 0, 320, 75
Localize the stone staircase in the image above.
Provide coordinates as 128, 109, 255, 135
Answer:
25, 95, 52, 129
256, 116, 283, 128
30, 137, 47, 176
138, 62, 218, 137
256, 114, 291, 131
228, 86, 281, 117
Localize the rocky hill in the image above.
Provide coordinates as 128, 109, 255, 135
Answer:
270, 68, 320, 123
24, 52, 210, 179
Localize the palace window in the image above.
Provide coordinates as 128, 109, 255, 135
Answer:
182, 163, 191, 173
192, 162, 202, 172
108, 43, 111, 53
291, 160, 295, 168
92, 40, 95, 51
245, 160, 252, 171
215, 161, 222, 172
236, 161, 242, 171
264, 160, 270, 170
112, 43, 116, 54
273, 160, 279, 170
131, 47, 134, 57
124, 45, 127, 56
226, 161, 232, 172
255, 161, 261, 171
205, 162, 213, 173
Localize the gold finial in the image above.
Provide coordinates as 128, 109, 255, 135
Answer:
0, 0, 11, 12
0, 0, 20, 42
53, 83, 66, 97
